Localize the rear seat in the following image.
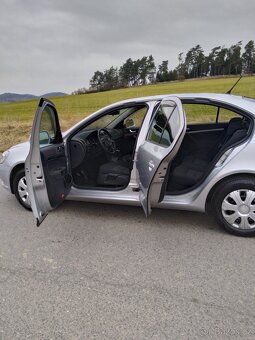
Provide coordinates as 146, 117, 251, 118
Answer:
171, 117, 248, 188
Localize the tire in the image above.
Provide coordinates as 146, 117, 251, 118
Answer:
13, 169, 32, 211
211, 176, 255, 237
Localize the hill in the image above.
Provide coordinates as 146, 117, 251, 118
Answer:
42, 92, 68, 98
0, 93, 37, 103
0, 92, 67, 103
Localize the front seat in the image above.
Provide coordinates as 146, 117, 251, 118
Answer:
97, 162, 130, 186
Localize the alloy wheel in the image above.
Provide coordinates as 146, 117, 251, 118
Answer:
18, 176, 31, 206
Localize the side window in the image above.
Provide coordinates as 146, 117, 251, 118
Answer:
39, 105, 57, 147
217, 108, 240, 122
125, 107, 147, 128
183, 103, 241, 124
147, 101, 181, 147
183, 104, 218, 124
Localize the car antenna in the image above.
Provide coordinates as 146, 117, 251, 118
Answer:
226, 75, 242, 94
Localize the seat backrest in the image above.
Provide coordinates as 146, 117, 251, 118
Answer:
225, 117, 243, 137
219, 117, 248, 151
223, 128, 247, 149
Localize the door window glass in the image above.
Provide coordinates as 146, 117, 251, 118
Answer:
124, 106, 147, 128
147, 101, 180, 146
183, 104, 218, 124
217, 107, 240, 122
39, 105, 57, 147
183, 103, 240, 124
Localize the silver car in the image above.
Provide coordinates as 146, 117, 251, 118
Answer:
1, 93, 255, 236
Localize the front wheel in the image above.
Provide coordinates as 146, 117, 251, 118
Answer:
13, 169, 31, 210
211, 177, 255, 236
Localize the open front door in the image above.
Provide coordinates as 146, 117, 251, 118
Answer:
136, 96, 186, 216
25, 98, 72, 226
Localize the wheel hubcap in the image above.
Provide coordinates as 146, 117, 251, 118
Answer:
222, 189, 255, 229
18, 176, 31, 206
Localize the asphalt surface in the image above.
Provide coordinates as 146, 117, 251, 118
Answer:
1, 186, 255, 340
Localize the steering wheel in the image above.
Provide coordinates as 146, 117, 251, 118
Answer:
97, 128, 116, 154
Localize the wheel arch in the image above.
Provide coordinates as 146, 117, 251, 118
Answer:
205, 173, 255, 214
10, 163, 25, 194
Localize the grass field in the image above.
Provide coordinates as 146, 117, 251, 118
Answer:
0, 76, 254, 152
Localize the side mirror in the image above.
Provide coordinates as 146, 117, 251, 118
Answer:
124, 118, 135, 128
39, 130, 50, 145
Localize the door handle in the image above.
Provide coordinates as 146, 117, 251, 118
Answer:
148, 160, 155, 171
57, 146, 64, 152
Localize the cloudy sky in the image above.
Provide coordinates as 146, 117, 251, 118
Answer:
0, 0, 254, 95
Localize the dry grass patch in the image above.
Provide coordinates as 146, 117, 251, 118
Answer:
0, 122, 32, 151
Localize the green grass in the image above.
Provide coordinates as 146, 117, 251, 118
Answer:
0, 76, 254, 151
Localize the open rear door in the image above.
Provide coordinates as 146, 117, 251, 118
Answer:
25, 98, 72, 226
136, 96, 186, 216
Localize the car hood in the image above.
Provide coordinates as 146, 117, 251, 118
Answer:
9, 141, 30, 152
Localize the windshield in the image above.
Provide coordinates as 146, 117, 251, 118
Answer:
81, 106, 147, 131
82, 108, 128, 130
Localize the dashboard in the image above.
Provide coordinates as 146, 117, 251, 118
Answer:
70, 130, 101, 169
69, 129, 123, 169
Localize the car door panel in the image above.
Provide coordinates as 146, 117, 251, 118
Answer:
136, 96, 186, 216
25, 98, 71, 226
184, 122, 228, 157
186, 122, 227, 132
40, 144, 71, 209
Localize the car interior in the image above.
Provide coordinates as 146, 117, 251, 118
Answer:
69, 104, 148, 189
166, 102, 251, 194
68, 100, 251, 194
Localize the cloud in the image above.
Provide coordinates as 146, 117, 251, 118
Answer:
0, 0, 254, 94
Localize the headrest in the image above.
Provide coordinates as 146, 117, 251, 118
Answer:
226, 117, 243, 136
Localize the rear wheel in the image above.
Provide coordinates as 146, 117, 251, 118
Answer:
212, 177, 255, 236
13, 168, 31, 210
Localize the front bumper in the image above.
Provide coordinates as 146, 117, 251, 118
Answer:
0, 159, 12, 191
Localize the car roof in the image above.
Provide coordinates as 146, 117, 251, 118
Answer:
113, 93, 255, 114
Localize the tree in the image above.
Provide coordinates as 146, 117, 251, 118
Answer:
242, 40, 255, 74
208, 46, 221, 76
145, 55, 156, 84
83, 39, 255, 95
214, 47, 228, 75
193, 45, 205, 77
157, 60, 169, 82
226, 41, 242, 75
119, 58, 135, 87
184, 45, 205, 78
119, 56, 155, 87
168, 69, 177, 81
89, 70, 104, 91
176, 52, 186, 79
136, 57, 147, 85
184, 48, 194, 76
103, 67, 119, 90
